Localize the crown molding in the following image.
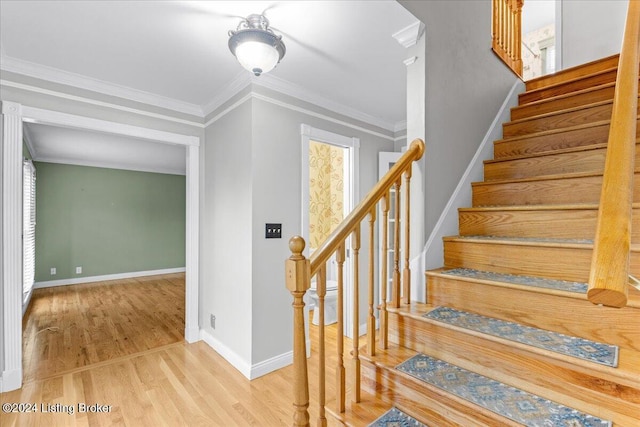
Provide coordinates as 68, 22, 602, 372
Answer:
392, 21, 425, 48
251, 72, 397, 132
33, 156, 186, 176
394, 120, 407, 133
201, 72, 252, 117
0, 54, 204, 117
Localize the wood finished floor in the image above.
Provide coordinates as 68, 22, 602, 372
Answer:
2, 274, 368, 426
21, 273, 186, 384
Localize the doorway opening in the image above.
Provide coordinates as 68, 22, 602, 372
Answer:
301, 124, 359, 337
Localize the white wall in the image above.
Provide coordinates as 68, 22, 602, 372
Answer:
399, 0, 518, 273
202, 99, 254, 365
560, 0, 627, 69
202, 85, 395, 372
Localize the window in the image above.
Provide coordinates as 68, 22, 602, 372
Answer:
23, 160, 36, 305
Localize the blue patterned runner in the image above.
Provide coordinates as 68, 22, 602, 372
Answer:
397, 354, 612, 427
369, 407, 428, 427
440, 267, 588, 293
425, 306, 618, 367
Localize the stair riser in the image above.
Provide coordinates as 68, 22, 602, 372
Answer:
443, 239, 640, 282
519, 69, 618, 104
511, 84, 619, 120
493, 120, 640, 159
484, 144, 640, 181
503, 101, 639, 138
472, 173, 640, 206
458, 207, 640, 242
360, 363, 511, 427
426, 274, 640, 352
525, 55, 619, 91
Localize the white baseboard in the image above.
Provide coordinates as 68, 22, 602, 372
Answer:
250, 351, 293, 380
34, 267, 186, 289
200, 329, 252, 379
184, 326, 200, 344
0, 368, 22, 392
200, 329, 296, 380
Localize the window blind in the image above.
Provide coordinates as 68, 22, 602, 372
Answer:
23, 160, 36, 302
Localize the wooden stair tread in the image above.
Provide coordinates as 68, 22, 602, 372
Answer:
324, 393, 393, 427
506, 98, 617, 126
521, 66, 618, 96
472, 170, 612, 187
389, 303, 640, 387
485, 142, 609, 164
460, 202, 640, 212
426, 267, 640, 308
524, 54, 619, 91
495, 117, 634, 144
516, 81, 616, 110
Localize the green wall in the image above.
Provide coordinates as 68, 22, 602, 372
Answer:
34, 162, 186, 282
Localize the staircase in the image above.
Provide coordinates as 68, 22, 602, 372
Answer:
342, 55, 640, 426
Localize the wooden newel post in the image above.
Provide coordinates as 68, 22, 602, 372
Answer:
285, 236, 311, 427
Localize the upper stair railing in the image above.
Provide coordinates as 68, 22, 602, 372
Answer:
492, 0, 523, 77
588, 0, 640, 308
285, 138, 425, 426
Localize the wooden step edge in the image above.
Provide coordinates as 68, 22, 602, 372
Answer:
442, 235, 594, 249
359, 345, 520, 427
494, 118, 619, 145
519, 66, 619, 101
506, 98, 617, 127
471, 170, 605, 187
459, 202, 640, 212
425, 267, 588, 300
484, 142, 609, 165
525, 54, 619, 90
325, 392, 394, 427
388, 302, 640, 389
512, 81, 618, 113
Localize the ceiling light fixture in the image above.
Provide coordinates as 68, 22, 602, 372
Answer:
228, 14, 286, 77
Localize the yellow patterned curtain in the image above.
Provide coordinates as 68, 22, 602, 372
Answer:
309, 141, 344, 248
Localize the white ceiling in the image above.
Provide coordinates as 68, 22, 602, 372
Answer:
1, 1, 419, 175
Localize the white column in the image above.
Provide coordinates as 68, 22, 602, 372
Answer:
185, 144, 200, 342
1, 101, 23, 392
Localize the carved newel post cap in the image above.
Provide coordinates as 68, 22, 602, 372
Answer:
289, 236, 306, 257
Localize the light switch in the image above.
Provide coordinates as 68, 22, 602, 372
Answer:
265, 223, 282, 239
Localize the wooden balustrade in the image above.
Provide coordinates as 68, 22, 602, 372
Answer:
285, 139, 425, 426
588, 0, 640, 308
492, 0, 523, 77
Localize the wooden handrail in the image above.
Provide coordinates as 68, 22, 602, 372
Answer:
588, 0, 640, 308
285, 138, 424, 426
309, 139, 425, 276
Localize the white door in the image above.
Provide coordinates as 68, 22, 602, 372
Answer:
301, 124, 359, 337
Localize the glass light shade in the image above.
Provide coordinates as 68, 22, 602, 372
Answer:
235, 41, 280, 76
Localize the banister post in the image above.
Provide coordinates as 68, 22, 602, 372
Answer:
285, 236, 311, 427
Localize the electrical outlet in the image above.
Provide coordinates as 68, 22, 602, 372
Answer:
50, 267, 56, 275
75, 266, 82, 274
210, 314, 216, 329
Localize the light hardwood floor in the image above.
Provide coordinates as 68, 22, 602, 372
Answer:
1, 274, 366, 426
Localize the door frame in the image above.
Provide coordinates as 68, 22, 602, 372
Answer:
1, 101, 200, 392
300, 124, 359, 337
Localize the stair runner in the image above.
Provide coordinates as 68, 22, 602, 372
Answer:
440, 267, 588, 293
396, 354, 612, 427
369, 407, 427, 427
424, 306, 619, 367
